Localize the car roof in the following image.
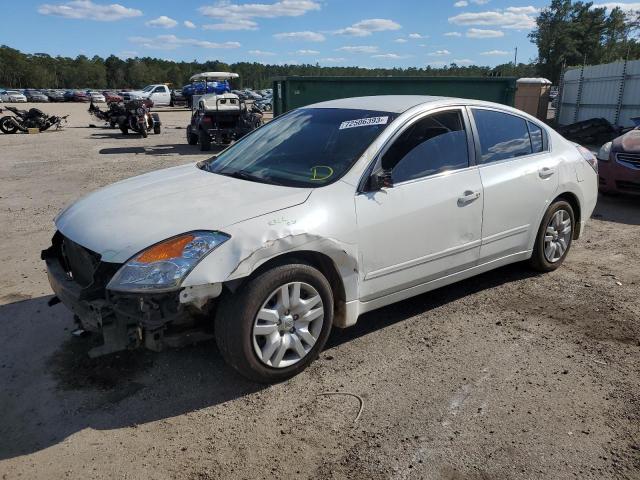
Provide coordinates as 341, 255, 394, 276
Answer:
305, 95, 516, 114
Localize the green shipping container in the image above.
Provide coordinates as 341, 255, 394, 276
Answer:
272, 76, 516, 116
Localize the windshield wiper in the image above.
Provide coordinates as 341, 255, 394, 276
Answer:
220, 169, 274, 185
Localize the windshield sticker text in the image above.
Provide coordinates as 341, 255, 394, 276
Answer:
339, 116, 389, 130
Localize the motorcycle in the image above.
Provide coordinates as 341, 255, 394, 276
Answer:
89, 99, 160, 137
120, 99, 161, 138
0, 106, 68, 134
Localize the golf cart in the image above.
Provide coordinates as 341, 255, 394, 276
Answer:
186, 72, 263, 151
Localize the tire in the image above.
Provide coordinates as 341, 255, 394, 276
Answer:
119, 125, 129, 135
140, 127, 148, 138
187, 125, 198, 145
153, 124, 161, 135
0, 116, 18, 134
529, 200, 575, 272
199, 129, 211, 151
215, 263, 334, 383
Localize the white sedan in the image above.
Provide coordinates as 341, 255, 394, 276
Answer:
89, 91, 106, 103
43, 95, 598, 382
0, 90, 27, 102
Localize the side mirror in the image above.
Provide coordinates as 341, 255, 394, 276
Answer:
368, 169, 393, 191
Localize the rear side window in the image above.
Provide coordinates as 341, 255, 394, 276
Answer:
382, 110, 470, 183
528, 121, 544, 153
473, 109, 532, 164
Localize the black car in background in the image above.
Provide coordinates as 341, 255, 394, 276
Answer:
170, 88, 187, 107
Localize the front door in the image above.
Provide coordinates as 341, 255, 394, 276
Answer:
355, 108, 484, 301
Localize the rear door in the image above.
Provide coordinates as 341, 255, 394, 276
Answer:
469, 108, 559, 262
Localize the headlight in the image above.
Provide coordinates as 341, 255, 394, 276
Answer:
597, 142, 612, 162
107, 231, 230, 292
136, 107, 145, 115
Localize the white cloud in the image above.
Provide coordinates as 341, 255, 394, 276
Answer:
336, 45, 379, 53
453, 58, 475, 65
296, 49, 320, 54
394, 38, 407, 43
146, 15, 177, 28
184, 20, 196, 28
408, 33, 424, 39
480, 49, 509, 55
320, 57, 345, 62
466, 28, 505, 38
454, 1, 468, 6
249, 49, 275, 56
428, 49, 451, 56
372, 53, 410, 59
505, 6, 538, 14
119, 50, 138, 58
444, 31, 462, 37
203, 19, 257, 30
274, 31, 325, 41
449, 9, 537, 30
129, 34, 241, 50
333, 18, 401, 37
593, 2, 640, 11
37, 0, 142, 21
473, 0, 490, 4
199, 0, 320, 30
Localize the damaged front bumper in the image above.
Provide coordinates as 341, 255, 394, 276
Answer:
42, 233, 221, 357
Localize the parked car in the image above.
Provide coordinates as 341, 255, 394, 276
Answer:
255, 97, 272, 112
597, 128, 640, 195
170, 88, 187, 106
72, 90, 90, 102
103, 91, 123, 103
42, 95, 598, 382
63, 90, 76, 102
88, 91, 106, 103
124, 84, 171, 106
0, 89, 27, 102
46, 90, 66, 102
24, 90, 49, 102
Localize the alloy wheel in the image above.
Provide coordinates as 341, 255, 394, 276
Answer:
544, 209, 572, 263
252, 282, 324, 368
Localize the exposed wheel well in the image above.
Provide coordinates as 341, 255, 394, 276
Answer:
227, 251, 348, 327
554, 192, 581, 239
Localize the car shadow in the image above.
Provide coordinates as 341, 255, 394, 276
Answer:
592, 193, 640, 226
98, 144, 223, 156
0, 263, 537, 460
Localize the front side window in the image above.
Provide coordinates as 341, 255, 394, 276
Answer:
473, 109, 533, 164
201, 108, 398, 188
381, 110, 470, 184
153, 86, 166, 93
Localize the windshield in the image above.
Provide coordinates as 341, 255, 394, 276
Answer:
201, 107, 397, 188
142, 85, 154, 92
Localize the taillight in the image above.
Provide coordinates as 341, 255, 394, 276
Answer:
576, 145, 598, 174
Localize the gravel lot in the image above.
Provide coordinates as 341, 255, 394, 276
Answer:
0, 102, 638, 480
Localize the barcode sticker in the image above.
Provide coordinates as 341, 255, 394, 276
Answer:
339, 116, 389, 130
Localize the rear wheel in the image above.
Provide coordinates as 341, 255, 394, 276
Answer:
119, 125, 129, 135
153, 124, 161, 135
199, 129, 211, 151
215, 263, 333, 383
529, 200, 575, 272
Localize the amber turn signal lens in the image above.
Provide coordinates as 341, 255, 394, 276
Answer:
136, 235, 194, 263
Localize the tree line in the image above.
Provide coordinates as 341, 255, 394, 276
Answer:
0, 1, 638, 90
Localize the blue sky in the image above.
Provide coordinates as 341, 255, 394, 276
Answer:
1, 0, 638, 67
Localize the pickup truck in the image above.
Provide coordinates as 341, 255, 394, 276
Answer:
123, 84, 172, 106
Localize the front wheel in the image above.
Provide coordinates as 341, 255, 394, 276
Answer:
140, 127, 148, 138
215, 263, 334, 383
187, 125, 198, 145
529, 200, 575, 272
153, 124, 161, 135
0, 116, 18, 134
199, 129, 211, 151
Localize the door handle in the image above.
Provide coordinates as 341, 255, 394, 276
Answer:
539, 166, 556, 178
458, 190, 481, 206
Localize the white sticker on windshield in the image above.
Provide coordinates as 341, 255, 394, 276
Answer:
339, 116, 389, 130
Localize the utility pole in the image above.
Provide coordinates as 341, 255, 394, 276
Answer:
514, 47, 518, 66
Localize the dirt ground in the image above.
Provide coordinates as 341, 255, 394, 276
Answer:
0, 102, 638, 480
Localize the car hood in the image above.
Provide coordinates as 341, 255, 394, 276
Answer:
56, 163, 312, 263
612, 128, 640, 153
